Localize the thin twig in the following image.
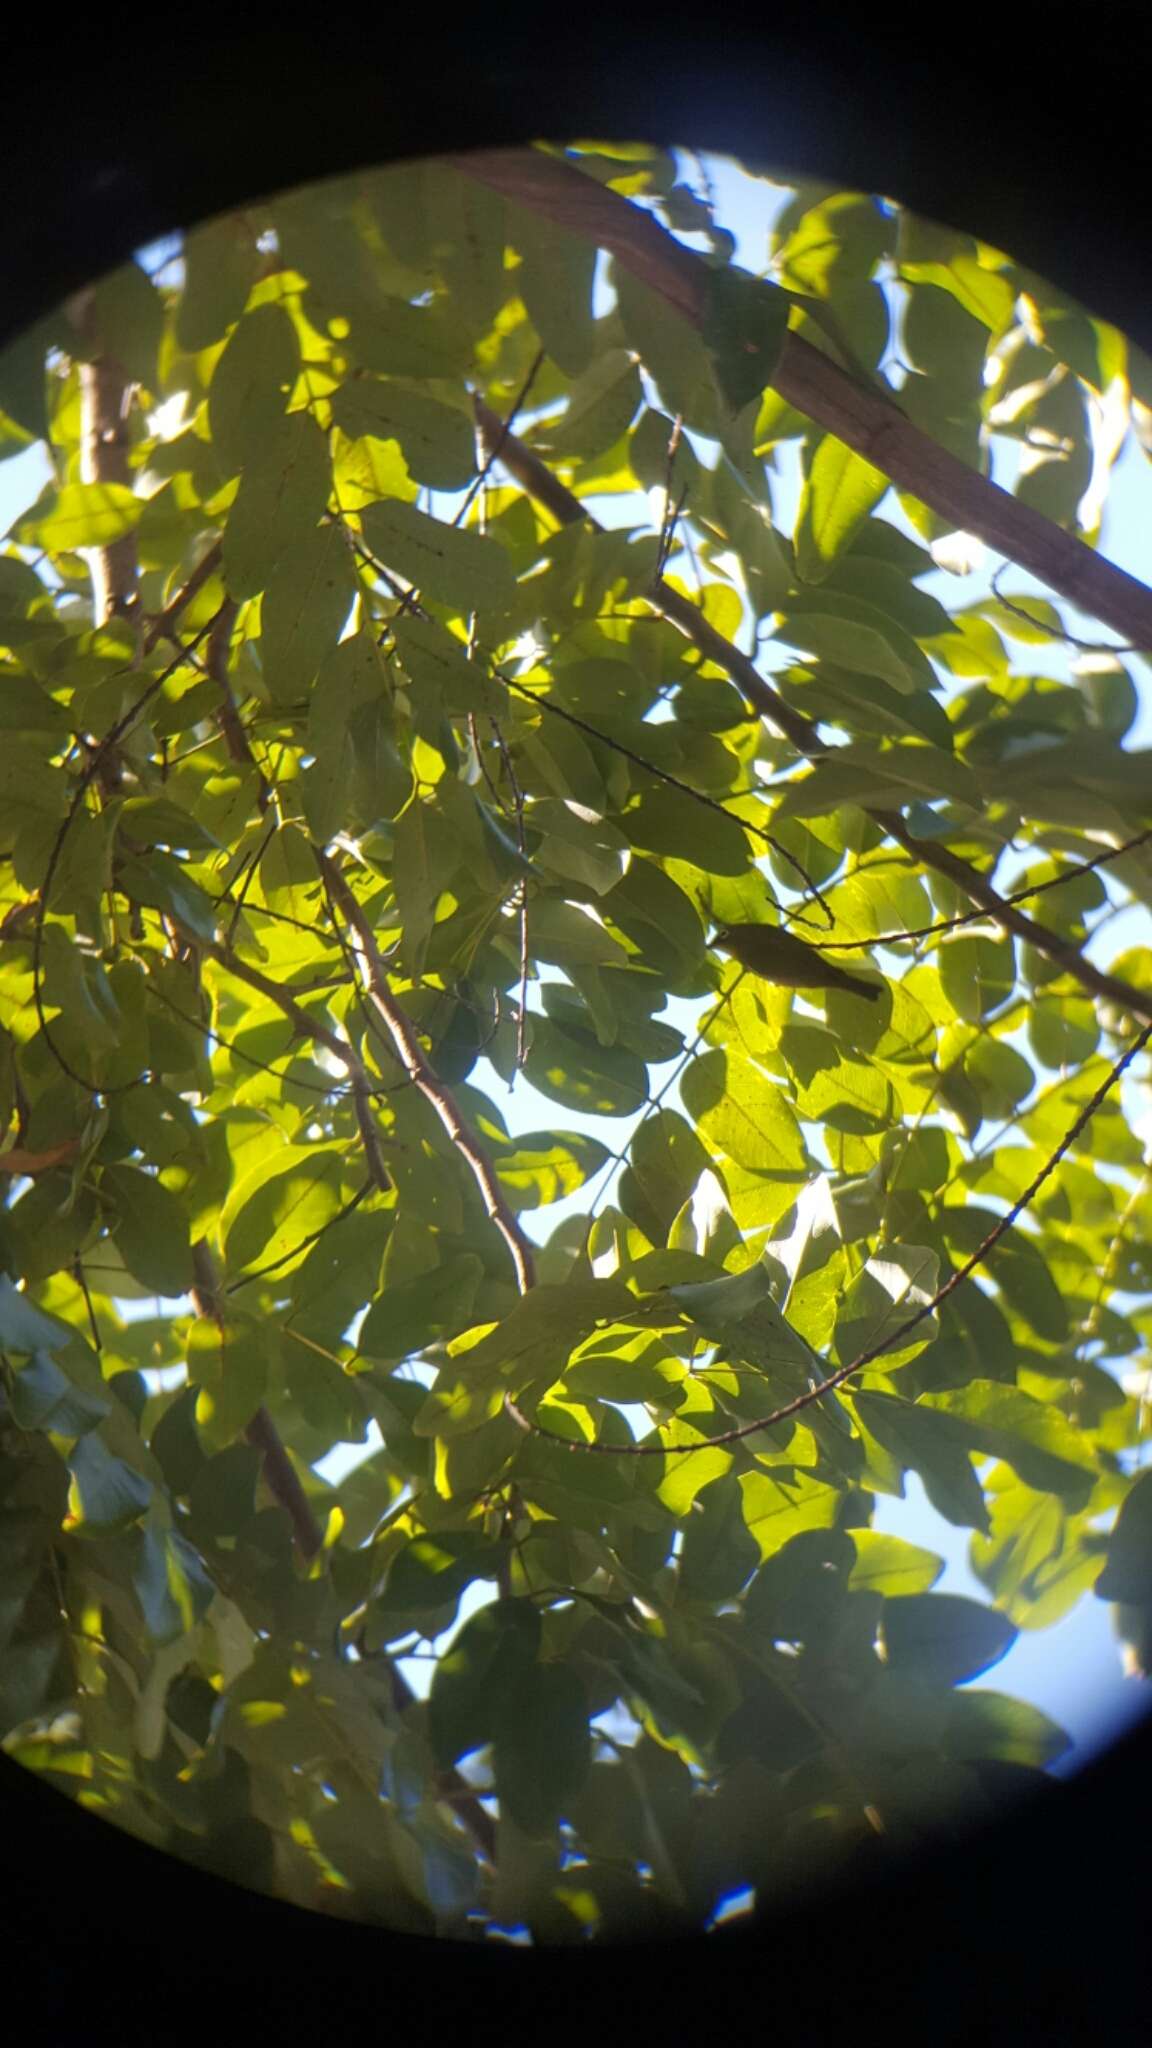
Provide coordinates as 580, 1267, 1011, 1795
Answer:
32, 619, 218, 1095
207, 941, 390, 1196
502, 1016, 1152, 1455
315, 848, 536, 1294
474, 397, 1152, 1024
488, 716, 531, 1073
141, 542, 223, 655
453, 148, 1152, 651
190, 1240, 496, 1864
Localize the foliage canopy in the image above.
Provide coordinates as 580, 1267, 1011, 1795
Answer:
1, 140, 1152, 1943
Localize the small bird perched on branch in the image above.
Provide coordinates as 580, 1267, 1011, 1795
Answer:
711, 921, 882, 1001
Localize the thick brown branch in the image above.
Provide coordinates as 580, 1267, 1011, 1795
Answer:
454, 148, 1152, 653
315, 850, 536, 1294
72, 288, 139, 630
878, 811, 1152, 1021
474, 400, 1152, 1026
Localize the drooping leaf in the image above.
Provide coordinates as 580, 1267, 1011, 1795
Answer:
881, 1593, 1017, 1687
794, 434, 889, 582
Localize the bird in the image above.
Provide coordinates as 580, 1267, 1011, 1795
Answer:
711, 920, 882, 1001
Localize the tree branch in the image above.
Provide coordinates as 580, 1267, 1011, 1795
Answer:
473, 393, 819, 755
453, 148, 1152, 653
141, 540, 223, 655
504, 1014, 1152, 1457
314, 849, 536, 1294
473, 399, 1152, 1026
190, 1243, 496, 1865
206, 939, 392, 1194
73, 288, 139, 631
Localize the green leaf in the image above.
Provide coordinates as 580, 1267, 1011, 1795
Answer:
375, 1530, 501, 1631
8, 1350, 110, 1436
938, 933, 1017, 1021
432, 1278, 630, 1400
223, 1146, 346, 1275
282, 1342, 367, 1444
93, 261, 165, 388
115, 848, 220, 943
881, 1592, 1017, 1687
941, 1210, 1069, 1344
529, 898, 633, 971
177, 217, 259, 351
67, 1433, 153, 1535
490, 1130, 610, 1210
222, 412, 333, 601
613, 266, 720, 436
150, 1383, 208, 1496
601, 859, 706, 983
547, 349, 643, 461
115, 795, 222, 853
391, 612, 503, 718
618, 1109, 710, 1245
186, 1443, 263, 1540
102, 1164, 194, 1297
0, 1277, 70, 1354
851, 1390, 990, 1532
330, 379, 476, 490
360, 500, 516, 617
428, 1597, 541, 1767
919, 1383, 1095, 1499
738, 1470, 843, 1560
132, 1517, 216, 1646
522, 1015, 648, 1119
186, 1316, 272, 1446
774, 592, 939, 695
681, 1050, 808, 1174
699, 268, 791, 413
833, 1246, 940, 1364
561, 1345, 684, 1407
390, 794, 464, 968
849, 1531, 944, 1597
493, 1660, 591, 1835
509, 205, 597, 376
794, 435, 889, 582
289, 1210, 389, 1348
943, 1689, 1070, 1769
0, 321, 52, 441
345, 296, 473, 380
1094, 1469, 1152, 1603
19, 483, 142, 552
620, 783, 751, 875
360, 1253, 484, 1365
260, 519, 356, 704
775, 743, 978, 816
678, 1475, 762, 1599
209, 304, 300, 478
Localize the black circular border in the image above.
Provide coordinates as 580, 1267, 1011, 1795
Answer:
3, 9, 1151, 2040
